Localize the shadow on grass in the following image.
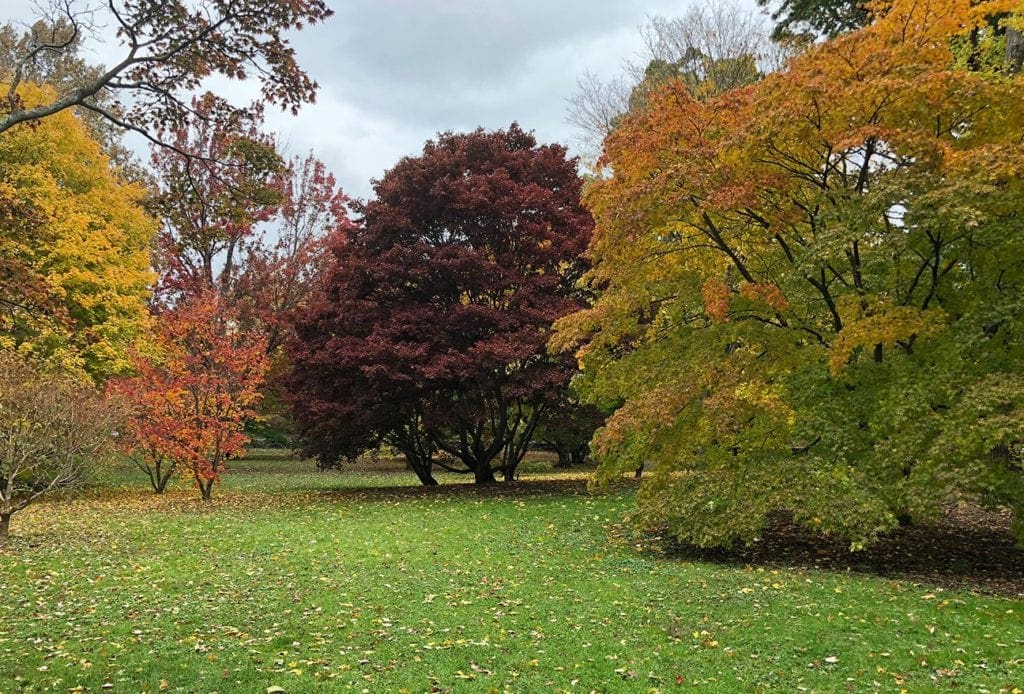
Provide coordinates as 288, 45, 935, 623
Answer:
663, 506, 1023, 598
314, 477, 596, 501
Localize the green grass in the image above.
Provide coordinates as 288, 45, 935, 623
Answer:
1, 452, 1021, 693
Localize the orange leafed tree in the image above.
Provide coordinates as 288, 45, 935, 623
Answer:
555, 0, 1024, 548
111, 295, 268, 500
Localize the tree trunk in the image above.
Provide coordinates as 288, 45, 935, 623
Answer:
0, 513, 10, 548
634, 464, 644, 479
474, 466, 497, 484
199, 478, 214, 501
554, 445, 572, 469
154, 460, 174, 493
155, 471, 170, 493
398, 449, 438, 486
411, 463, 438, 486
1007, 28, 1024, 74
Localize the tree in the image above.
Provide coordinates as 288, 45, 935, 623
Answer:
755, 0, 869, 41
756, 0, 1024, 75
289, 125, 593, 484
536, 395, 605, 470
110, 294, 268, 500
1, 19, 139, 171
150, 100, 352, 352
0, 352, 120, 547
567, 1, 783, 157
149, 93, 286, 303
234, 151, 355, 355
0, 0, 332, 156
553, 0, 1024, 549
0, 81, 155, 381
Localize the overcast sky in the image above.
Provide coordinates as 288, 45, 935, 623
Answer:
6, 0, 763, 201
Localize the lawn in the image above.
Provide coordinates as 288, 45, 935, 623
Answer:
0, 452, 1021, 693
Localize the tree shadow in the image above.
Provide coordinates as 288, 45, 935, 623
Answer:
665, 507, 1023, 598
314, 477, 595, 502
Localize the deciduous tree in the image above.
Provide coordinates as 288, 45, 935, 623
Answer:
0, 82, 155, 381
755, 0, 869, 40
568, 2, 783, 157
555, 0, 1024, 548
0, 352, 120, 547
289, 125, 593, 484
0, 0, 332, 158
111, 294, 268, 500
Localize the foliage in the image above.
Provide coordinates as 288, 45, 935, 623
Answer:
150, 100, 352, 355
554, 0, 1024, 549
535, 393, 606, 469
0, 0, 332, 158
0, 82, 155, 381
0, 19, 143, 173
755, 0, 869, 40
0, 352, 119, 546
288, 124, 593, 484
567, 2, 784, 157
109, 294, 268, 500
149, 93, 287, 302
0, 455, 1020, 690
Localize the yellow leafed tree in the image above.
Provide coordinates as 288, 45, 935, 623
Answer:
0, 82, 155, 381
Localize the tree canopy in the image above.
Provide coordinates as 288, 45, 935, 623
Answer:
0, 0, 332, 157
554, 0, 1024, 548
289, 124, 593, 484
0, 82, 155, 381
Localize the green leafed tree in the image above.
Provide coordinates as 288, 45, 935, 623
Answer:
755, 0, 869, 41
554, 0, 1024, 550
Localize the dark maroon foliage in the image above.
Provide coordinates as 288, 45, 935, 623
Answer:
288, 124, 594, 484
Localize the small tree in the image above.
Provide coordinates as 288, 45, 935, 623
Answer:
111, 295, 268, 500
0, 352, 119, 547
108, 357, 184, 494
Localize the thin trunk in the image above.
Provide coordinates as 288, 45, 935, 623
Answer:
0, 512, 10, 547
1007, 28, 1024, 74
198, 476, 214, 501
155, 464, 173, 493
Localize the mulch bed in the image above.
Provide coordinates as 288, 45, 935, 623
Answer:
666, 505, 1024, 598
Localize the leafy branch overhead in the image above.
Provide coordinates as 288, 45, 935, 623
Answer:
0, 0, 332, 156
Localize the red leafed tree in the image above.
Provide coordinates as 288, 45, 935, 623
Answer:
236, 153, 355, 354
150, 101, 353, 354
110, 294, 268, 500
149, 93, 287, 303
288, 124, 593, 484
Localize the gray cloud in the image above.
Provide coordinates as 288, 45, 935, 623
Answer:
5, 0, 759, 200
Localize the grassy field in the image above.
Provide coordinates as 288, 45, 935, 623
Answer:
0, 452, 1021, 693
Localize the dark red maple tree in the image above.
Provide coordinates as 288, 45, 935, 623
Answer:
288, 124, 594, 484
